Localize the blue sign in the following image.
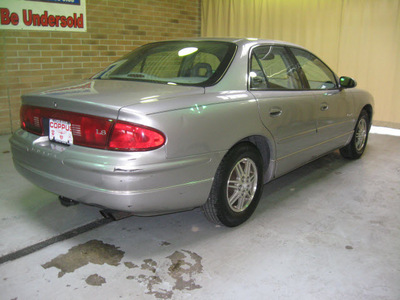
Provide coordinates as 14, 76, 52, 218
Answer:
27, 0, 81, 5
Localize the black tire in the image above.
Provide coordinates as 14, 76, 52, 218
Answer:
340, 110, 370, 159
202, 143, 264, 227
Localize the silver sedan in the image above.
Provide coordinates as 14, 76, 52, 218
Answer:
9, 38, 374, 226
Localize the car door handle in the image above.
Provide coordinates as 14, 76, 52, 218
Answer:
269, 107, 282, 117
320, 103, 329, 111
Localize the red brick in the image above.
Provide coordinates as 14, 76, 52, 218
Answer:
52, 57, 73, 63
1, 0, 201, 134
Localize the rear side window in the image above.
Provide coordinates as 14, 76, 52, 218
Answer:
290, 48, 337, 90
249, 46, 302, 90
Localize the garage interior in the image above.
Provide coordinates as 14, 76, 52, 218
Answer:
1, 0, 399, 299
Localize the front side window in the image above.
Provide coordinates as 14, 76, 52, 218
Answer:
93, 41, 236, 87
249, 46, 301, 90
290, 48, 337, 90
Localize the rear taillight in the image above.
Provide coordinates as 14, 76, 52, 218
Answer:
20, 105, 165, 151
67, 114, 114, 149
21, 105, 48, 135
108, 121, 165, 151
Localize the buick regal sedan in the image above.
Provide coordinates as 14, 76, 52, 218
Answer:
10, 38, 374, 227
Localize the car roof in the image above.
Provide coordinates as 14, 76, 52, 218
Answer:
165, 37, 305, 49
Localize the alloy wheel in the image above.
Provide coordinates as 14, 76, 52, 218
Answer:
226, 158, 258, 212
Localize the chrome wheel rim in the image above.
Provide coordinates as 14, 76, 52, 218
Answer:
355, 118, 367, 152
226, 158, 258, 213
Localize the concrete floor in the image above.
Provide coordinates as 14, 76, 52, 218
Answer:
0, 128, 399, 299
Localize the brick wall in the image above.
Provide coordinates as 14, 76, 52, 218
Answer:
0, 0, 200, 135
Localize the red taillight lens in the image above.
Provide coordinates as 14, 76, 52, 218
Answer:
108, 121, 165, 151
20, 105, 165, 151
20, 105, 48, 135
66, 114, 114, 148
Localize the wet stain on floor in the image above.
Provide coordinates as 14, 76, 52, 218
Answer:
125, 249, 203, 298
124, 261, 139, 269
85, 274, 106, 286
141, 258, 158, 273
42, 240, 125, 277
167, 250, 203, 291
42, 239, 203, 299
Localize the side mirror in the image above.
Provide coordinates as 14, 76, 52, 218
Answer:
339, 76, 357, 88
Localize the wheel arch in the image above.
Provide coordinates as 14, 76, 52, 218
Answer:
362, 104, 373, 130
236, 135, 275, 184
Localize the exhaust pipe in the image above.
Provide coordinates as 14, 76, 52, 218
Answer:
58, 195, 134, 221
59, 196, 79, 207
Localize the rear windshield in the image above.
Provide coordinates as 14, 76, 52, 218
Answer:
93, 41, 237, 87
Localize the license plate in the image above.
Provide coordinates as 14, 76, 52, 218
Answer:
49, 119, 73, 145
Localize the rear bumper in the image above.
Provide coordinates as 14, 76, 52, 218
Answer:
10, 129, 223, 215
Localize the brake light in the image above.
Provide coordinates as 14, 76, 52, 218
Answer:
20, 105, 49, 135
68, 115, 114, 148
108, 121, 165, 151
20, 105, 165, 151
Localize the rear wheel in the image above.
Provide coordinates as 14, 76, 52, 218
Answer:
202, 143, 264, 227
340, 110, 370, 159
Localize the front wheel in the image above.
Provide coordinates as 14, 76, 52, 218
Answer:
202, 143, 264, 227
340, 110, 370, 159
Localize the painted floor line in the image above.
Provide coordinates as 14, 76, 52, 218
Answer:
0, 217, 113, 265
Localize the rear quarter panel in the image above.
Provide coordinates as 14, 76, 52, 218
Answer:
120, 91, 274, 160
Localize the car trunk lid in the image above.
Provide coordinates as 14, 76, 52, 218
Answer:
22, 79, 205, 119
